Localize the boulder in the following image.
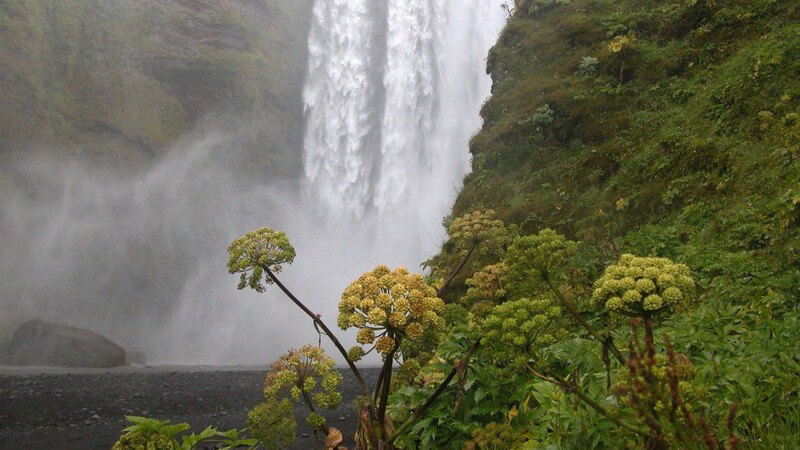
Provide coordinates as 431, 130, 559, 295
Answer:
8, 320, 126, 368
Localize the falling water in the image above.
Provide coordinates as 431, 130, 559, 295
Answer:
0, 1, 506, 365
304, 0, 506, 229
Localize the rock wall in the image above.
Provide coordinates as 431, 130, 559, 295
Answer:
0, 0, 312, 173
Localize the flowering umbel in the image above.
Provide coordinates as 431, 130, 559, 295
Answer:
262, 345, 342, 410
482, 296, 567, 360
447, 209, 508, 256
505, 229, 577, 284
227, 227, 296, 293
592, 254, 696, 317
462, 262, 508, 317
338, 265, 445, 355
247, 345, 341, 446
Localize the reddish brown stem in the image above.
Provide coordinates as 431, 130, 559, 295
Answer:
377, 334, 398, 426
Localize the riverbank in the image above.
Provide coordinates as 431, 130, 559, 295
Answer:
0, 366, 380, 449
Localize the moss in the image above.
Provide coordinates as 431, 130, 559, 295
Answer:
446, 0, 800, 304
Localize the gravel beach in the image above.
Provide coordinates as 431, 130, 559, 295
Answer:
0, 366, 381, 449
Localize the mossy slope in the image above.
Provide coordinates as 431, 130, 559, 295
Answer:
446, 0, 800, 303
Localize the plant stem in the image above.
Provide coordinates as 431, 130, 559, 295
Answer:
542, 276, 626, 365
263, 267, 371, 400
377, 337, 398, 426
642, 316, 656, 363
300, 390, 329, 434
300, 390, 344, 450
437, 243, 478, 297
386, 339, 481, 444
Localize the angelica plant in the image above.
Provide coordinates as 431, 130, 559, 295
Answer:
227, 227, 295, 293
504, 229, 626, 364
481, 296, 567, 365
461, 262, 508, 317
593, 254, 696, 352
227, 227, 480, 449
432, 210, 510, 296
338, 265, 447, 436
247, 399, 296, 450
247, 345, 342, 448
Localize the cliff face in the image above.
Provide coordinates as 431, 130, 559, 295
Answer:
442, 0, 800, 302
0, 0, 311, 172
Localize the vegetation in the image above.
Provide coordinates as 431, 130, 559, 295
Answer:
394, 0, 799, 447
112, 416, 255, 450
114, 0, 800, 448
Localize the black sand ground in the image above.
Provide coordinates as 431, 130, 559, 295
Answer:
0, 366, 381, 449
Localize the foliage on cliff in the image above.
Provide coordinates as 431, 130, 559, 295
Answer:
440, 0, 800, 302
411, 0, 800, 447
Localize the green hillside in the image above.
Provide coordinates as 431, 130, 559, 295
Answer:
406, 0, 800, 448
443, 0, 800, 304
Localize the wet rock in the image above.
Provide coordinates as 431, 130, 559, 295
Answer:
7, 320, 126, 368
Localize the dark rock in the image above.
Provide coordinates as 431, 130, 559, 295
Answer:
7, 320, 126, 368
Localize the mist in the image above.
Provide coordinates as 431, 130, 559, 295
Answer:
0, 0, 506, 365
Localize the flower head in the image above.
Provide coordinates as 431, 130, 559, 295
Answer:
593, 255, 696, 317
227, 227, 296, 293
261, 345, 342, 431
338, 266, 445, 353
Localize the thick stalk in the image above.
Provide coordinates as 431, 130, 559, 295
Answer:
378, 335, 398, 425
387, 339, 481, 444
542, 276, 626, 365
642, 316, 656, 363
263, 267, 371, 399
437, 243, 478, 297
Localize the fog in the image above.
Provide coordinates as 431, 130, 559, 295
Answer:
0, 0, 506, 365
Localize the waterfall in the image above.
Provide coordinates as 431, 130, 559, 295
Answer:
0, 1, 506, 365
303, 0, 506, 226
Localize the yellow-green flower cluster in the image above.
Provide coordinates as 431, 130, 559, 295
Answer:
482, 296, 567, 357
261, 345, 342, 432
227, 227, 296, 293
505, 229, 577, 286
338, 265, 445, 355
593, 254, 695, 317
608, 34, 637, 53
347, 345, 365, 362
462, 262, 508, 316
448, 209, 508, 255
